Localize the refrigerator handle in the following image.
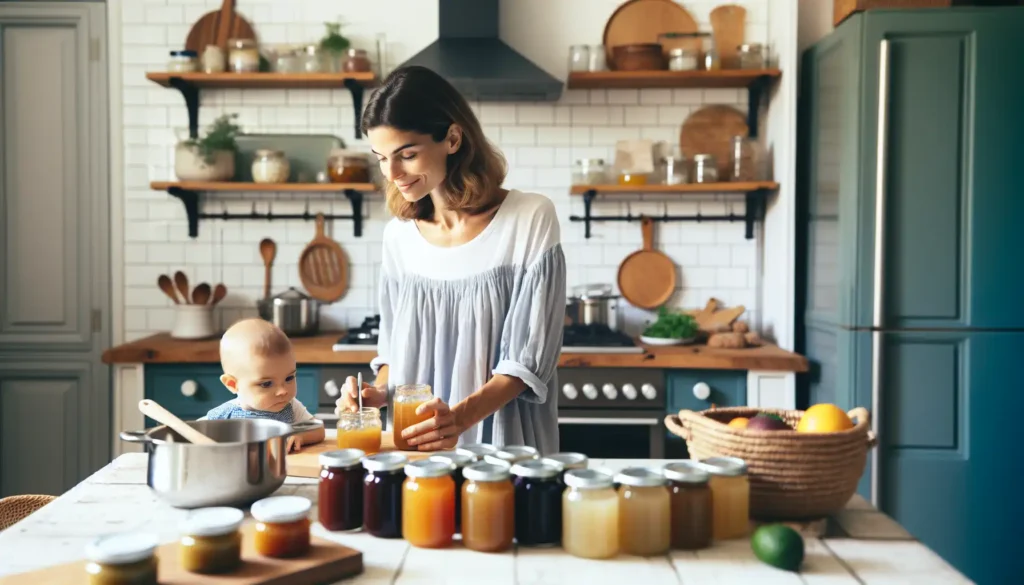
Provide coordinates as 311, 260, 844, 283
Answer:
870, 39, 892, 508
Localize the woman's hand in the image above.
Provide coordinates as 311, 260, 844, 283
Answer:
402, 397, 461, 451
335, 376, 388, 414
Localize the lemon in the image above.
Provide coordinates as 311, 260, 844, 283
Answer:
728, 417, 749, 429
796, 403, 854, 433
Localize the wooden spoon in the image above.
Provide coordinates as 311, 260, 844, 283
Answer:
174, 271, 191, 304
138, 399, 217, 445
259, 238, 276, 299
192, 282, 212, 305
157, 275, 180, 304
211, 283, 228, 305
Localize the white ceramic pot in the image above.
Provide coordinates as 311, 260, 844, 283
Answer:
174, 143, 235, 181
171, 305, 218, 340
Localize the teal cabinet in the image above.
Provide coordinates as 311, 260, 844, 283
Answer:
665, 370, 746, 457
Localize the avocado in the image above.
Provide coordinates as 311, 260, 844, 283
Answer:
746, 414, 791, 431
751, 524, 804, 572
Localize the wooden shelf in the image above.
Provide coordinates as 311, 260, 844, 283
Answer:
145, 71, 377, 89
150, 181, 377, 193
570, 182, 778, 195
566, 69, 781, 90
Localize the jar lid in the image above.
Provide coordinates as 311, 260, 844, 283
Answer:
404, 459, 455, 479
702, 456, 748, 477
485, 445, 539, 465
319, 448, 365, 469
347, 48, 368, 56
575, 157, 605, 165
510, 459, 561, 480
546, 452, 588, 470
179, 507, 245, 537
614, 466, 667, 487
254, 149, 285, 157
362, 451, 408, 472
458, 443, 498, 459
462, 461, 511, 482
250, 496, 311, 524
85, 532, 159, 565
739, 43, 763, 51
693, 153, 716, 162
564, 469, 614, 489
429, 450, 475, 469
668, 47, 696, 57
662, 461, 709, 484
170, 50, 198, 57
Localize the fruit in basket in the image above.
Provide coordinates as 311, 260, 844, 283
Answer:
746, 412, 791, 431
751, 524, 804, 572
728, 417, 749, 429
796, 403, 854, 433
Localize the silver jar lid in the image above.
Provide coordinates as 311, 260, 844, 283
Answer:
254, 148, 285, 158
693, 153, 717, 163
362, 452, 407, 473
459, 443, 498, 459
662, 461, 709, 484
462, 461, 512, 483
614, 466, 667, 487
429, 450, 475, 469
564, 469, 614, 490
510, 459, 562, 480
484, 445, 539, 465
404, 459, 454, 479
702, 456, 748, 477
319, 448, 365, 469
546, 452, 588, 471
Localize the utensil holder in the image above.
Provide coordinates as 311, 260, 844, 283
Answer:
171, 304, 218, 340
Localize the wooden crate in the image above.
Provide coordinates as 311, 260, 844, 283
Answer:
833, 0, 951, 26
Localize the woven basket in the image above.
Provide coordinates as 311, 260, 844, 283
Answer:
0, 494, 56, 531
665, 406, 877, 520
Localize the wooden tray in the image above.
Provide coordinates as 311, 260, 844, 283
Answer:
0, 524, 362, 585
287, 430, 432, 479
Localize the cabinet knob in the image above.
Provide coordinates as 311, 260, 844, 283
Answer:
693, 382, 711, 401
561, 383, 578, 400
640, 383, 657, 400
180, 380, 198, 398
622, 383, 638, 400
601, 383, 618, 400
324, 379, 340, 397
582, 383, 599, 400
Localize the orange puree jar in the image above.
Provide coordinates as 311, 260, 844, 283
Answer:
251, 496, 312, 558
461, 462, 515, 552
393, 384, 433, 451
402, 459, 456, 548
337, 407, 382, 454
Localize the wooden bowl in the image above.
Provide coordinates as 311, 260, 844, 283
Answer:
612, 43, 668, 71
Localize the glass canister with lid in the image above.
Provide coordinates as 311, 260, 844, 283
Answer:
227, 38, 260, 73
327, 149, 371, 184
318, 448, 366, 532
344, 48, 372, 72
461, 461, 515, 552
668, 47, 699, 71
663, 460, 713, 550
615, 466, 671, 556
703, 456, 750, 540
729, 136, 768, 181
167, 50, 198, 73
691, 154, 719, 183
563, 469, 619, 559
572, 158, 608, 185
251, 149, 290, 184
737, 43, 765, 69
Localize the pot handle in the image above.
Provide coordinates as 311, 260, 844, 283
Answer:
119, 430, 152, 444
286, 420, 324, 436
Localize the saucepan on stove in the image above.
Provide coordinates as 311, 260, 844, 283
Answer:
565, 284, 621, 331
257, 287, 320, 336
119, 418, 321, 509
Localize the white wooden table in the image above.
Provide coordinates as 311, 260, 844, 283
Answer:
0, 454, 971, 584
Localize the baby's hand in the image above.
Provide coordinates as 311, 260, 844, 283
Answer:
286, 436, 303, 453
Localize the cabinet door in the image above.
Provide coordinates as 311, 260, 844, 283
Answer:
665, 370, 747, 457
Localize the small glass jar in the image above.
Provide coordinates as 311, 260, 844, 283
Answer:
563, 469, 619, 559
273, 46, 300, 73
327, 149, 371, 184
337, 407, 382, 454
484, 445, 540, 467
703, 456, 750, 540
429, 450, 476, 533
738, 43, 765, 69
700, 33, 720, 71
658, 155, 688, 185
227, 38, 260, 73
615, 467, 671, 556
572, 158, 607, 185
403, 460, 456, 549
692, 154, 719, 183
318, 448, 366, 532
178, 507, 243, 574
568, 44, 590, 72
343, 48, 372, 72
729, 136, 768, 182
167, 50, 198, 73
251, 149, 290, 184
85, 533, 159, 585
617, 170, 649, 186
299, 44, 323, 72
668, 48, 699, 71
201, 45, 225, 73
363, 452, 407, 538
459, 443, 498, 461
392, 384, 433, 451
461, 462, 515, 552
511, 459, 563, 547
663, 461, 712, 550
589, 44, 606, 71
251, 496, 312, 558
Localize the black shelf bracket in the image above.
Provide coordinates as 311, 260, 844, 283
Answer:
344, 78, 365, 140
168, 77, 201, 139
569, 188, 769, 240
747, 75, 773, 139
344, 189, 364, 237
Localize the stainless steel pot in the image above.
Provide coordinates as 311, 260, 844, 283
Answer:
119, 418, 322, 509
257, 287, 319, 336
566, 284, 621, 330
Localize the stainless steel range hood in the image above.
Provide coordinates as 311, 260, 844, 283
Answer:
396, 0, 563, 102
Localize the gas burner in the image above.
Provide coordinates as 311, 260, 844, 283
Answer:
561, 324, 644, 354
332, 315, 380, 351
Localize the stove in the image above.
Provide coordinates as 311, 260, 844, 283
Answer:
331, 315, 380, 351
560, 324, 644, 354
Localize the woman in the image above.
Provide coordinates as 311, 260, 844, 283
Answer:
334, 65, 566, 454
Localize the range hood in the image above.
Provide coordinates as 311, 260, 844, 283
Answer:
397, 0, 563, 102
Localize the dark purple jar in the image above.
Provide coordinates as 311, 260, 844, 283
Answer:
362, 452, 407, 538
511, 459, 563, 547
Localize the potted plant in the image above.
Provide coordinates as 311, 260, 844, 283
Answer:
319, 21, 350, 72
174, 113, 242, 181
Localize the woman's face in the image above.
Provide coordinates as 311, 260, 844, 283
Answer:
367, 125, 462, 202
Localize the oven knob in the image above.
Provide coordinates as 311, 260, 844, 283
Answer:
582, 383, 599, 400
601, 383, 618, 400
180, 380, 197, 397
641, 383, 658, 400
561, 383, 578, 400
324, 379, 340, 397
693, 382, 711, 401
622, 383, 638, 400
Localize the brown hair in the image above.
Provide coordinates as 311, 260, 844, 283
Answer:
361, 65, 507, 220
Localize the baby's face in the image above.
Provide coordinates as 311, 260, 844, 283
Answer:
232, 352, 297, 412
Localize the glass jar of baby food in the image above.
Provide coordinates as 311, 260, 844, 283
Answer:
663, 460, 712, 550
337, 407, 382, 454
429, 450, 475, 533
563, 469, 619, 559
402, 459, 456, 549
616, 467, 671, 556
85, 532, 159, 585
703, 456, 750, 540
318, 448, 366, 532
484, 445, 539, 467
392, 384, 433, 451
458, 443, 498, 461
363, 452, 407, 538
461, 461, 515, 552
251, 149, 290, 184
251, 496, 311, 558
177, 507, 243, 574
227, 38, 260, 73
511, 459, 563, 547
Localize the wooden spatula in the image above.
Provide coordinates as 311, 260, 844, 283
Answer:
183, 0, 257, 55
138, 399, 216, 445
710, 4, 747, 69
299, 213, 348, 303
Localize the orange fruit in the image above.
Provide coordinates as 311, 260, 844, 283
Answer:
796, 404, 853, 433
728, 417, 749, 429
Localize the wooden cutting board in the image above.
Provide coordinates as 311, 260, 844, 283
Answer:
0, 524, 362, 585
287, 430, 431, 479
603, 0, 700, 66
184, 0, 257, 55
679, 104, 749, 179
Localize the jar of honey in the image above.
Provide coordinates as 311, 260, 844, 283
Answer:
392, 384, 433, 451
461, 462, 515, 552
343, 48, 372, 72
318, 448, 366, 532
327, 149, 371, 184
363, 452, 407, 538
178, 507, 244, 574
337, 407, 382, 454
458, 443, 498, 461
511, 459, 563, 547
85, 532, 159, 585
251, 496, 312, 558
563, 469, 619, 559
402, 459, 456, 548
484, 445, 539, 467
615, 467, 671, 556
703, 456, 750, 540
663, 460, 712, 550
429, 450, 476, 533
617, 170, 649, 186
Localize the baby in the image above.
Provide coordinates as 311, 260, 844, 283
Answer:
203, 318, 325, 452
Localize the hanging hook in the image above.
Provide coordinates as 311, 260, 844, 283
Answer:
303, 199, 310, 220
626, 201, 633, 221
662, 201, 669, 219
267, 201, 274, 221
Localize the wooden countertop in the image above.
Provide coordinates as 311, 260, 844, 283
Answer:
102, 331, 807, 372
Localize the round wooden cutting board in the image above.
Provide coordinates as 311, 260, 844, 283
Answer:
617, 216, 676, 310
602, 0, 699, 66
679, 105, 749, 178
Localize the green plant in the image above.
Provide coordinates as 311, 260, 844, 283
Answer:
183, 113, 242, 165
642, 306, 699, 339
319, 22, 350, 54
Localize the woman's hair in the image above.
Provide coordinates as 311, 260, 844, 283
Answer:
360, 65, 507, 220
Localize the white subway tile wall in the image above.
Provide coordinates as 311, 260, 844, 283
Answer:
121, 0, 770, 341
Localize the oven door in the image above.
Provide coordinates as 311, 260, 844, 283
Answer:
557, 408, 665, 459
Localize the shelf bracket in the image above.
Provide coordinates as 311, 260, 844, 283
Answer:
744, 189, 768, 239
581, 189, 597, 238
167, 187, 201, 238
168, 77, 200, 139
345, 189, 364, 237
746, 75, 771, 140
344, 78, 365, 140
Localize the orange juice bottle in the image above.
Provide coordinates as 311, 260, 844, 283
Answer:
393, 384, 433, 451
337, 407, 382, 454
